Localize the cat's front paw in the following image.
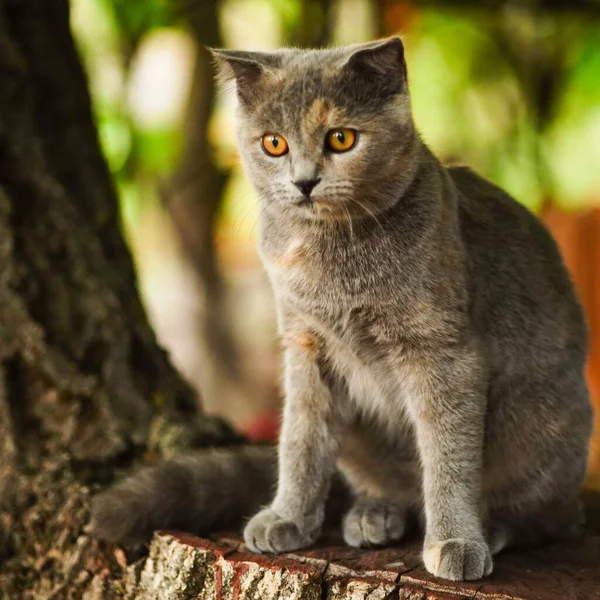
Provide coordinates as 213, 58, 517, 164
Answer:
342, 498, 406, 547
423, 538, 492, 581
243, 507, 318, 553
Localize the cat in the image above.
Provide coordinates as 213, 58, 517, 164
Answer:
91, 37, 593, 582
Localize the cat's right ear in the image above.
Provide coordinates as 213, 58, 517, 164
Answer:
209, 49, 279, 105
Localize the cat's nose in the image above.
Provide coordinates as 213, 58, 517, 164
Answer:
293, 178, 321, 198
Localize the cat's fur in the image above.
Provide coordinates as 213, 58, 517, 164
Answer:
91, 38, 593, 581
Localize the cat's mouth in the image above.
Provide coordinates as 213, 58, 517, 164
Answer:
296, 198, 313, 208
293, 197, 349, 221
296, 197, 333, 211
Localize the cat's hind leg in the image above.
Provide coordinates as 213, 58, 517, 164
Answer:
484, 369, 590, 556
487, 495, 583, 555
343, 495, 407, 547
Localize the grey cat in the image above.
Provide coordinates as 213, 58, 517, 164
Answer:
91, 38, 593, 582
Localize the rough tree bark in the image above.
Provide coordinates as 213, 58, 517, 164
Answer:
0, 1, 237, 597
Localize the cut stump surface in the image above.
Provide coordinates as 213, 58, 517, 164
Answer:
87, 523, 600, 600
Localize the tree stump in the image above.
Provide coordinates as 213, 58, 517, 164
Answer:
84, 523, 600, 600
84, 492, 600, 599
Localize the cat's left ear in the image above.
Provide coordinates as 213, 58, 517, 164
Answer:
344, 37, 407, 92
209, 49, 280, 105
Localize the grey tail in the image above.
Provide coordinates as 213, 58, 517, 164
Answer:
90, 445, 277, 544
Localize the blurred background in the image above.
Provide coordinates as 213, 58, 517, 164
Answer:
70, 0, 600, 485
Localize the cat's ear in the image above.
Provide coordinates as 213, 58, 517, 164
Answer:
344, 37, 407, 92
209, 49, 280, 104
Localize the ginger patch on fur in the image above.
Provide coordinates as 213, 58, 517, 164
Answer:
275, 238, 306, 269
284, 330, 318, 354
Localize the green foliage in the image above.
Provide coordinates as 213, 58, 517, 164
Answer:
109, 0, 175, 41
405, 7, 600, 211
135, 129, 183, 176
97, 113, 131, 174
545, 25, 600, 208
72, 0, 185, 231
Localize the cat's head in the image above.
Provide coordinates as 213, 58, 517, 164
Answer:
212, 38, 418, 221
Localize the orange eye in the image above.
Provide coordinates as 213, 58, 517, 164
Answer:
326, 128, 357, 153
261, 133, 289, 157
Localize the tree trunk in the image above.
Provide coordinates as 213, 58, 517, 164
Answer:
0, 1, 236, 597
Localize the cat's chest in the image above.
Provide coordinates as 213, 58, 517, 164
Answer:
264, 241, 370, 328
310, 301, 415, 418
273, 270, 402, 367
259, 222, 438, 359
261, 230, 388, 304
262, 229, 414, 341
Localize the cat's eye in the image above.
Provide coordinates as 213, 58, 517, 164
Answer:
261, 133, 289, 157
326, 128, 357, 153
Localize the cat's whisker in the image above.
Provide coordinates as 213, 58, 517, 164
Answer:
230, 191, 262, 244
249, 205, 268, 241
343, 203, 354, 240
234, 202, 258, 245
349, 198, 385, 233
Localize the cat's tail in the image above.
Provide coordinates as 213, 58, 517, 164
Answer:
90, 445, 276, 544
